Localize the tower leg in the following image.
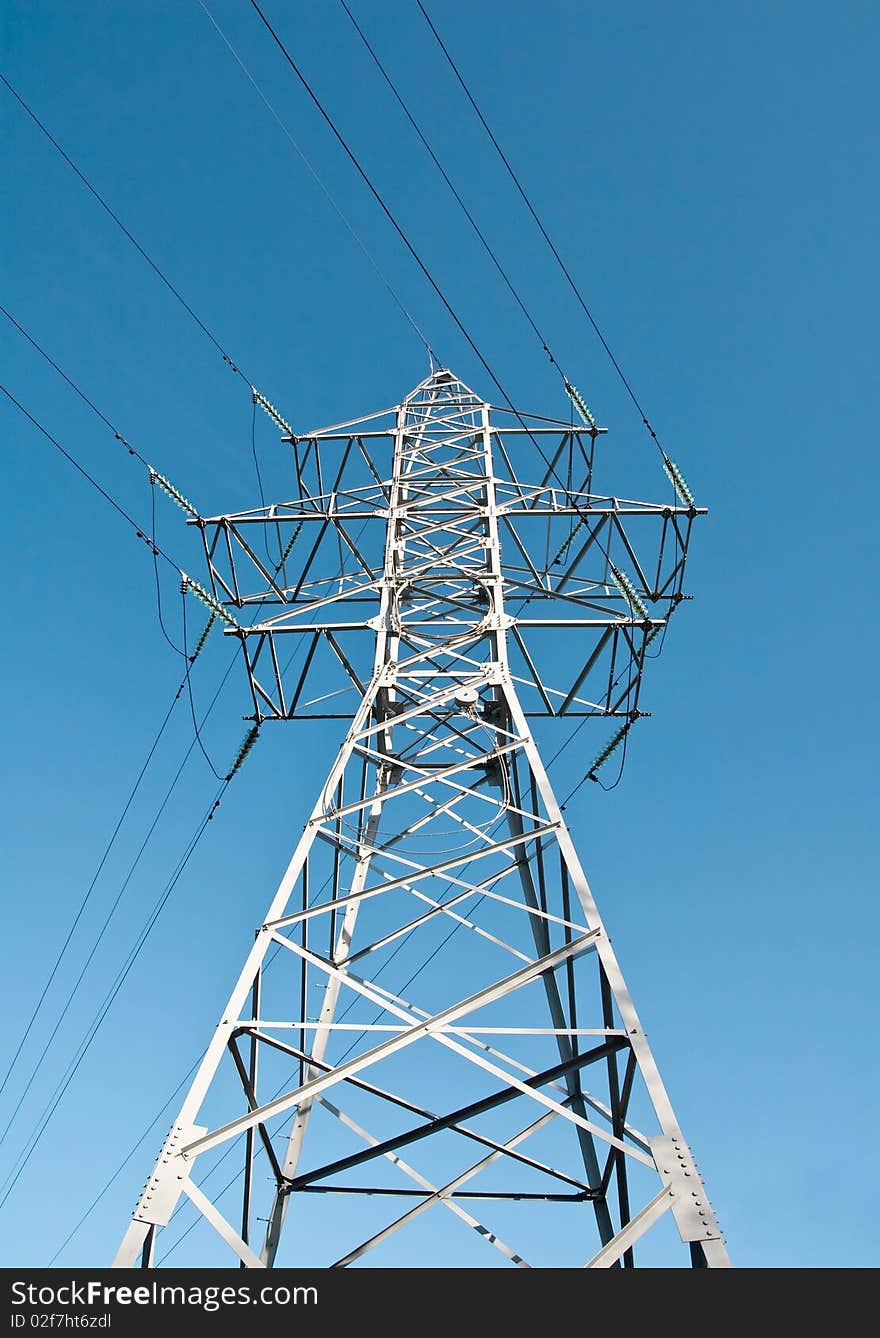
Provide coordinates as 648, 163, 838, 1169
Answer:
113, 683, 381, 1267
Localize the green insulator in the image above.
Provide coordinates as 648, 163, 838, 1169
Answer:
228, 725, 260, 778
279, 520, 304, 566
152, 471, 199, 518
253, 386, 294, 437
663, 457, 695, 507
588, 721, 630, 776
611, 566, 650, 620
191, 613, 217, 660
552, 515, 587, 566
184, 576, 238, 628
565, 380, 597, 429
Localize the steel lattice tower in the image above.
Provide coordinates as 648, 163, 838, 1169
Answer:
114, 370, 729, 1268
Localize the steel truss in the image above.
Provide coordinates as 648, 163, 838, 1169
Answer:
115, 370, 728, 1268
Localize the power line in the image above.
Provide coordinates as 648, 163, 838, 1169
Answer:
0, 675, 186, 1109
0, 381, 181, 575
0, 777, 232, 1210
4, 294, 261, 680
2, 372, 241, 765
416, 0, 669, 459
248, 0, 526, 417
0, 651, 239, 1156
2, 72, 292, 507
0, 73, 250, 387
1, 302, 154, 473
337, 0, 566, 385
47, 1057, 201, 1265
195, 0, 437, 365
1, 302, 225, 667
1, 301, 215, 613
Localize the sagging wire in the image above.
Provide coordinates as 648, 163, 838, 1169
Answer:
250, 393, 268, 509
642, 595, 685, 661
562, 720, 634, 805
340, 0, 633, 483
181, 583, 224, 780
1, 302, 298, 597
2, 374, 250, 789
151, 481, 186, 658
181, 587, 258, 783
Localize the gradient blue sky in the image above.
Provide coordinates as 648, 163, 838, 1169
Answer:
1, 0, 877, 1268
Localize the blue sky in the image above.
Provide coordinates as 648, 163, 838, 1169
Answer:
1, 0, 878, 1268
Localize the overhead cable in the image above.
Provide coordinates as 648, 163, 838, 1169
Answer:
195, 0, 437, 364
0, 74, 250, 385
0, 699, 263, 1210
337, 0, 568, 386
0, 382, 182, 575
0, 675, 186, 1110
0, 654, 243, 1157
415, 0, 671, 463
0, 780, 230, 1209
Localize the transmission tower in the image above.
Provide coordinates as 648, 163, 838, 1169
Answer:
114, 369, 729, 1268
